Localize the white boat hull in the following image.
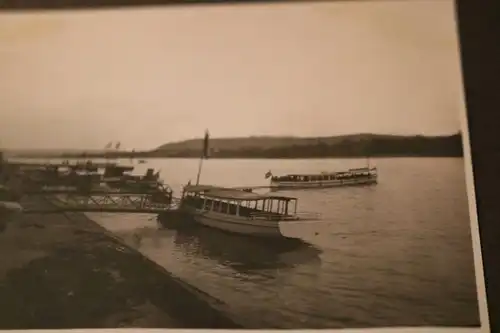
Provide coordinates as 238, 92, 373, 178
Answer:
185, 207, 285, 238
271, 176, 377, 190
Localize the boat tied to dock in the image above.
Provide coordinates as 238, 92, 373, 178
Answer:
176, 185, 321, 238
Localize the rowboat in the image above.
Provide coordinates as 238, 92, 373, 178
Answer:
179, 185, 320, 238
265, 166, 378, 190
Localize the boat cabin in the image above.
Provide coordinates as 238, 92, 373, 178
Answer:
182, 185, 298, 220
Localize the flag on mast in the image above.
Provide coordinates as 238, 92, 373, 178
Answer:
115, 142, 121, 150
202, 130, 210, 159
104, 142, 112, 149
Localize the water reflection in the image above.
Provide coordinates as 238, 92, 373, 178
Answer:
169, 225, 323, 273
118, 223, 322, 275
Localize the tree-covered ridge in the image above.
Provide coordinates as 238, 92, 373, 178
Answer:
152, 133, 463, 158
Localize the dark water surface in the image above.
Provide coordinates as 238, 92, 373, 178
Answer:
79, 157, 479, 329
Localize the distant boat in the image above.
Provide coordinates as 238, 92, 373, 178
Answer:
178, 184, 320, 238
265, 166, 378, 190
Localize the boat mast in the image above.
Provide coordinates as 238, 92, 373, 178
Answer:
195, 130, 210, 185
365, 140, 371, 170
195, 158, 204, 185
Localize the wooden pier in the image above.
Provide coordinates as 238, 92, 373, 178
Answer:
22, 186, 180, 214
1, 156, 184, 218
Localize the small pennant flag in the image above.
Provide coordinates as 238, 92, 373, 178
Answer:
115, 142, 121, 150
265, 170, 273, 179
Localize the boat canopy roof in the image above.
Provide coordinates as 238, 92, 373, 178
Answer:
184, 185, 296, 201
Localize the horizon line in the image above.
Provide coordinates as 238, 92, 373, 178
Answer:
2, 131, 463, 152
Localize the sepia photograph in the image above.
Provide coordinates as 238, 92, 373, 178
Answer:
0, 0, 488, 331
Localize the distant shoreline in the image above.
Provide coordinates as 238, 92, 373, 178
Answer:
6, 133, 464, 159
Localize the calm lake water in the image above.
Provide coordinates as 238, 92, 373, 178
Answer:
32, 157, 481, 328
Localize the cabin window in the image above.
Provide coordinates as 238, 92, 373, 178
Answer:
239, 201, 250, 217
228, 201, 236, 215
282, 201, 288, 215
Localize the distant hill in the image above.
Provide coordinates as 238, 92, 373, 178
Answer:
151, 133, 464, 158
156, 133, 397, 152
6, 133, 464, 159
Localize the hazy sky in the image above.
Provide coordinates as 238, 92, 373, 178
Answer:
0, 0, 464, 150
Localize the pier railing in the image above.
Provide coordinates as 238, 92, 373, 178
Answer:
19, 183, 178, 214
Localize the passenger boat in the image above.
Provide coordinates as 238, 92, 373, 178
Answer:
265, 166, 378, 190
179, 185, 320, 238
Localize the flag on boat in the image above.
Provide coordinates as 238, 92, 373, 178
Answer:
202, 130, 210, 159
115, 142, 121, 150
265, 170, 273, 179
104, 142, 112, 149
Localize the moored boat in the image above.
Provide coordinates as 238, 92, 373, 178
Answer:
265, 166, 378, 190
178, 184, 320, 238
103, 167, 161, 190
